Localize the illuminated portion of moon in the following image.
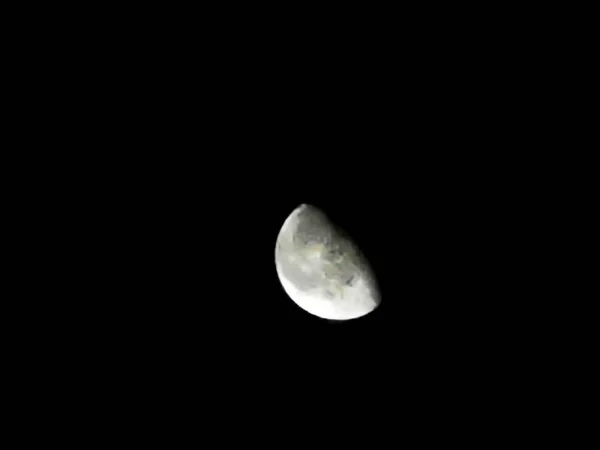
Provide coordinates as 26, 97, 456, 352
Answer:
275, 204, 380, 321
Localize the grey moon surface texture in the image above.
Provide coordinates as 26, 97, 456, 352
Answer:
275, 204, 380, 321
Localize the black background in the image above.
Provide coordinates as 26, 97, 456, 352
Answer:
12, 6, 566, 436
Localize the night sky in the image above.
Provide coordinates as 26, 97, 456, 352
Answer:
26, 13, 548, 433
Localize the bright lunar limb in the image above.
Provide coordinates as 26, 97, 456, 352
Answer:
275, 204, 380, 321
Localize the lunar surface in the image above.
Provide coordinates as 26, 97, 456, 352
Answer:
275, 204, 380, 321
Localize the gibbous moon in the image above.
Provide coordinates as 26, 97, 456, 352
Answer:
275, 204, 380, 321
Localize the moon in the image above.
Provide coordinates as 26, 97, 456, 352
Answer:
275, 204, 380, 321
